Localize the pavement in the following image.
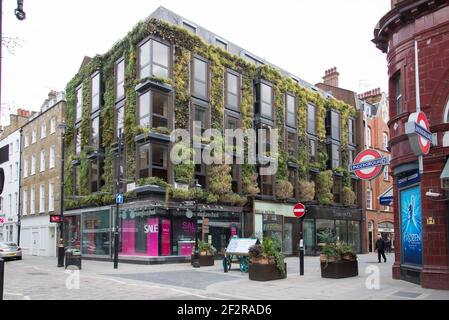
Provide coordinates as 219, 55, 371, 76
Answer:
2, 253, 449, 300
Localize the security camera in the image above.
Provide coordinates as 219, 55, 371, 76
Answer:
426, 191, 441, 198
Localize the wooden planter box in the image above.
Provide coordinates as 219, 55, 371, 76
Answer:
191, 254, 215, 267
320, 260, 358, 279
249, 263, 287, 281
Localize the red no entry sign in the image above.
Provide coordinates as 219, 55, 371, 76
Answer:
293, 203, 306, 219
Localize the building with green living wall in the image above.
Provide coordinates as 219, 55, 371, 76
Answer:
62, 6, 364, 261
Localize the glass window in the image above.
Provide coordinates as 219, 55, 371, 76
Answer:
348, 221, 361, 253
366, 127, 372, 147
75, 128, 81, 155
40, 150, 46, 172
50, 117, 56, 134
216, 39, 227, 51
30, 187, 35, 214
138, 143, 168, 181
328, 144, 340, 168
367, 189, 373, 209
23, 189, 28, 215
384, 165, 389, 181
193, 58, 208, 98
39, 184, 45, 213
335, 220, 348, 243
64, 215, 81, 250
395, 73, 402, 115
288, 168, 297, 198
49, 183, 54, 212
31, 155, 36, 175
75, 86, 83, 122
307, 104, 316, 135
116, 60, 125, 100
260, 83, 272, 118
260, 168, 273, 196
90, 161, 99, 193
309, 139, 317, 162
287, 131, 297, 157
50, 145, 56, 168
348, 149, 355, 166
32, 129, 37, 144
348, 118, 355, 145
82, 211, 111, 256
24, 134, 29, 147
139, 39, 170, 79
41, 123, 46, 139
286, 94, 296, 127
194, 106, 208, 136
91, 117, 100, 148
183, 22, 196, 34
383, 132, 388, 150
333, 176, 342, 204
24, 159, 28, 178
195, 163, 206, 188
331, 111, 340, 140
116, 105, 124, 138
91, 73, 101, 111
138, 91, 169, 129
226, 72, 239, 110
316, 219, 335, 251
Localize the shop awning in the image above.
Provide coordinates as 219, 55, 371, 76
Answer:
379, 186, 393, 206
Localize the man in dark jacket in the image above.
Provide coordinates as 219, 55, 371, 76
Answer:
375, 235, 387, 263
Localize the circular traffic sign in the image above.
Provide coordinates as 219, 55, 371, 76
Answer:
351, 149, 388, 181
293, 203, 306, 219
416, 111, 431, 155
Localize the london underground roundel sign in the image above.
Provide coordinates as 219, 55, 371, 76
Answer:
405, 111, 432, 156
350, 149, 389, 181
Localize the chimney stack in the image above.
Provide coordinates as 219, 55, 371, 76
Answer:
323, 67, 340, 88
358, 87, 382, 104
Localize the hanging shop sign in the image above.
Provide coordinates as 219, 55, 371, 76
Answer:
405, 111, 432, 156
350, 149, 389, 180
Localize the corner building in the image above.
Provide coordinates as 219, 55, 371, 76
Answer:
373, 0, 449, 289
64, 6, 363, 263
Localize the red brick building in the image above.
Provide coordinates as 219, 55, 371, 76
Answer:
317, 72, 394, 254
373, 0, 449, 289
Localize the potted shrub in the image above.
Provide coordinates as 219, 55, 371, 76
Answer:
248, 236, 286, 281
191, 241, 216, 267
318, 231, 359, 279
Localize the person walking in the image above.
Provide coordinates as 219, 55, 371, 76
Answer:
385, 237, 392, 254
375, 235, 387, 263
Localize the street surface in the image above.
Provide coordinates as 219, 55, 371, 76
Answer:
2, 253, 449, 300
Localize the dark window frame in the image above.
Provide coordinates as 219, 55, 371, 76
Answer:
137, 141, 169, 182
257, 81, 274, 120
191, 99, 211, 139
115, 57, 125, 103
285, 93, 296, 128
308, 135, 318, 163
259, 167, 275, 198
74, 125, 82, 156
136, 88, 171, 131
307, 103, 316, 136
89, 114, 101, 150
348, 117, 356, 146
90, 71, 102, 113
225, 69, 241, 112
191, 55, 210, 102
89, 158, 104, 194
137, 36, 172, 80
114, 100, 125, 140
286, 128, 298, 158
75, 85, 83, 124
394, 72, 403, 115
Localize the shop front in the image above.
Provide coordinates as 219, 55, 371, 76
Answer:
64, 201, 243, 262
254, 201, 363, 256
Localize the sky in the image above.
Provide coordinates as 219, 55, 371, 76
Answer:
0, 0, 391, 126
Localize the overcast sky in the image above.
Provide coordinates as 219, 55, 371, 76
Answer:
1, 0, 390, 126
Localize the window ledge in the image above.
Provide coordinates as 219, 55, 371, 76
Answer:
134, 184, 167, 195
287, 161, 299, 169
87, 149, 105, 160
134, 132, 171, 144
135, 79, 173, 94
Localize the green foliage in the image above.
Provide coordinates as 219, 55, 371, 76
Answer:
298, 180, 315, 202
342, 186, 356, 206
208, 164, 232, 196
316, 170, 334, 205
137, 177, 169, 188
197, 241, 216, 255
275, 180, 294, 200
261, 235, 286, 275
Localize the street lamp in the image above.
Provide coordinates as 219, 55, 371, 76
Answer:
192, 180, 202, 268
57, 122, 67, 268
14, 0, 26, 20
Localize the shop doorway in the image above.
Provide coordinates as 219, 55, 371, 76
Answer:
32, 231, 39, 256
209, 226, 231, 256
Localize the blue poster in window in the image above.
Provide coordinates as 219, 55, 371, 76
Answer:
400, 185, 423, 266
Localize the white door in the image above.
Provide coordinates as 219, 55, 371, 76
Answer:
32, 232, 39, 256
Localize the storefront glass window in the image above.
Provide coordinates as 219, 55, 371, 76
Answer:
303, 219, 315, 254
348, 221, 361, 253
262, 214, 283, 240
316, 219, 335, 251
64, 216, 81, 249
335, 220, 348, 243
82, 210, 110, 256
